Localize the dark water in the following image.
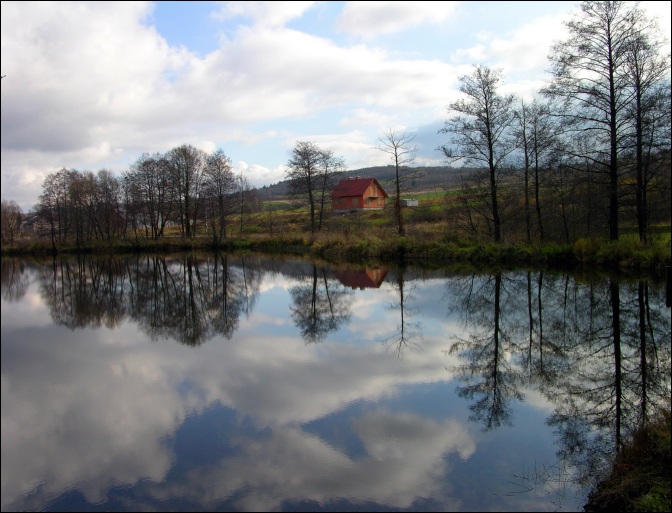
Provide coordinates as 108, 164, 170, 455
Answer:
1, 254, 670, 512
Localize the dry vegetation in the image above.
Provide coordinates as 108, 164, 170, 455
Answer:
4, 191, 671, 277
584, 406, 671, 512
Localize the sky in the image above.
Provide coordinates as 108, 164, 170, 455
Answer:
1, 1, 670, 212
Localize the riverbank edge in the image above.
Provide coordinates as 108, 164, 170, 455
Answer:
2, 235, 670, 277
584, 406, 671, 512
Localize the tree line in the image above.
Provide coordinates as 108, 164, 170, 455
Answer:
437, 1, 670, 244
15, 144, 260, 250
1, 1, 669, 248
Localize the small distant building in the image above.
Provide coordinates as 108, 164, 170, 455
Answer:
331, 177, 388, 213
401, 199, 419, 207
19, 212, 51, 238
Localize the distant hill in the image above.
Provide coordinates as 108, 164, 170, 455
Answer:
256, 165, 473, 200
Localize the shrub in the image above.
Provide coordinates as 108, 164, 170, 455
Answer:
574, 237, 601, 263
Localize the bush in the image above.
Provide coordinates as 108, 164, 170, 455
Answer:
574, 237, 601, 263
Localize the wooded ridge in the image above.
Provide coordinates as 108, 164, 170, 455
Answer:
257, 165, 467, 200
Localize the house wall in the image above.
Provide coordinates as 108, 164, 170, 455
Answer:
362, 195, 384, 209
332, 194, 385, 212
364, 185, 385, 209
332, 197, 354, 210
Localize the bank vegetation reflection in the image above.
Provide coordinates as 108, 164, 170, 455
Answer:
1, 256, 396, 348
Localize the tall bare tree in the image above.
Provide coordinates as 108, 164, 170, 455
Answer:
235, 170, 259, 234
1, 200, 22, 247
126, 152, 175, 239
622, 26, 671, 243
543, 1, 643, 241
513, 98, 561, 242
317, 149, 345, 231
94, 169, 123, 243
37, 168, 75, 250
203, 148, 235, 243
438, 66, 516, 243
514, 98, 534, 243
69, 170, 96, 247
376, 128, 417, 236
167, 144, 205, 238
285, 141, 327, 233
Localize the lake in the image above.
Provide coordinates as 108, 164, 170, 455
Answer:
1, 253, 670, 512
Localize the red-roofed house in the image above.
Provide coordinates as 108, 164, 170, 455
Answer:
331, 177, 388, 213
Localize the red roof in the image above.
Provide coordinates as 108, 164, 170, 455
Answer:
331, 177, 388, 198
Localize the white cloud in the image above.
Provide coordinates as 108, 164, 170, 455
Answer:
1, 269, 469, 507
450, 13, 571, 101
235, 160, 286, 187
1, 1, 669, 212
167, 410, 473, 511
1, 1, 461, 211
336, 1, 458, 38
212, 0, 317, 28
340, 107, 393, 128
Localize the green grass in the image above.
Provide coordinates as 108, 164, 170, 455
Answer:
262, 200, 293, 211
618, 224, 671, 245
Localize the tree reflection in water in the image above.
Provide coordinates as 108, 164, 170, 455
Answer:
385, 265, 422, 358
446, 272, 524, 431
444, 269, 670, 494
1, 257, 31, 302
546, 277, 671, 490
4, 255, 669, 509
289, 263, 352, 344
32, 253, 264, 345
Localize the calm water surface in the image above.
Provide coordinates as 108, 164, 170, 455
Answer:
1, 254, 670, 512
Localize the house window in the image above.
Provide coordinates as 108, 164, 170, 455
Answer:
353, 197, 359, 206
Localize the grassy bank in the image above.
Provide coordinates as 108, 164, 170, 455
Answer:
2, 230, 670, 277
584, 407, 671, 512
5, 200, 670, 274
